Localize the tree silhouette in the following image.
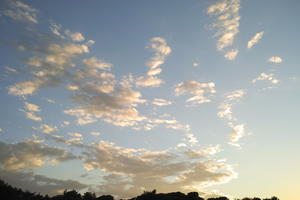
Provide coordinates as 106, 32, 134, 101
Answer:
0, 179, 280, 200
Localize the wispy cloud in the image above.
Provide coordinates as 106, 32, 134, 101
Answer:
0, 0, 38, 24
247, 32, 264, 49
23, 102, 42, 121
207, 0, 240, 51
152, 98, 172, 106
175, 81, 216, 104
224, 49, 238, 60
136, 37, 171, 87
218, 90, 247, 146
252, 72, 280, 84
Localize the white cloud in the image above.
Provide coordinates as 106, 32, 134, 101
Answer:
152, 98, 172, 106
5, 66, 17, 72
207, 0, 240, 50
252, 72, 280, 84
228, 124, 246, 146
193, 63, 199, 67
65, 30, 85, 42
25, 112, 42, 121
33, 124, 58, 134
217, 89, 247, 146
224, 49, 238, 60
136, 37, 171, 87
247, 31, 264, 49
82, 57, 112, 70
68, 132, 82, 138
268, 56, 282, 63
0, 0, 38, 24
24, 102, 40, 112
175, 81, 216, 104
90, 132, 101, 136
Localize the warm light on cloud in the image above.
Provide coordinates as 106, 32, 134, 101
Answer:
175, 81, 216, 104
268, 56, 282, 63
224, 49, 238, 60
207, 0, 240, 51
247, 31, 264, 48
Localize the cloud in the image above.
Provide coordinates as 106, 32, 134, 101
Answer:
217, 90, 247, 146
152, 98, 172, 106
252, 72, 280, 84
23, 102, 42, 121
224, 49, 238, 60
24, 102, 40, 112
175, 81, 216, 104
33, 124, 58, 134
247, 32, 264, 49
0, 169, 87, 196
25, 112, 42, 121
82, 57, 112, 70
65, 87, 147, 127
193, 63, 199, 67
0, 140, 76, 172
268, 56, 282, 63
0, 0, 38, 24
81, 141, 236, 198
65, 30, 85, 42
68, 132, 83, 138
228, 124, 245, 147
207, 0, 240, 50
90, 132, 101, 136
136, 37, 171, 87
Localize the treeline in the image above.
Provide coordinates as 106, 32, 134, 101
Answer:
0, 179, 279, 200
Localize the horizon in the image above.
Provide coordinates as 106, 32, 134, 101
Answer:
0, 0, 299, 199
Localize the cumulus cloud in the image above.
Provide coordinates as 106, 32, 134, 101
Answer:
65, 30, 85, 42
136, 37, 171, 87
252, 72, 280, 84
207, 0, 240, 50
224, 49, 238, 60
0, 140, 76, 172
0, 0, 38, 24
175, 81, 216, 104
247, 31, 264, 49
152, 98, 172, 106
81, 141, 236, 198
268, 56, 282, 63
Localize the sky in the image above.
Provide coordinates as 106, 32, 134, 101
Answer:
0, 0, 299, 199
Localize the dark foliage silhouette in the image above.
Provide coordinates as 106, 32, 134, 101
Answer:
0, 179, 280, 200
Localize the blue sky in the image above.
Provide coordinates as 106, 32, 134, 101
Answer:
0, 0, 299, 199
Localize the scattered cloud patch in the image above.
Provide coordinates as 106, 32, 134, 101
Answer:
268, 56, 282, 63
136, 37, 171, 87
152, 98, 172, 106
207, 0, 240, 50
0, 0, 38, 24
252, 72, 280, 84
175, 81, 216, 104
247, 31, 264, 49
224, 49, 238, 60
